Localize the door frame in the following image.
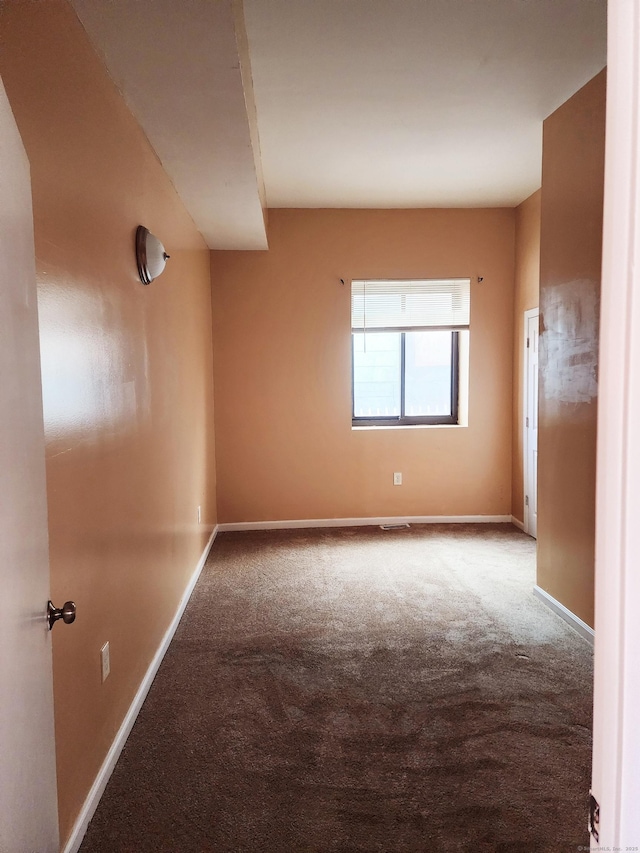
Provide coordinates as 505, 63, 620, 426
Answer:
523, 307, 539, 537
591, 0, 640, 846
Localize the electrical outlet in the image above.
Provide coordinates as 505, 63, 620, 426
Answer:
100, 641, 110, 682
393, 472, 403, 486
197, 505, 201, 524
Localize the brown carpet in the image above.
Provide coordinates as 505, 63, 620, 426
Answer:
79, 524, 592, 852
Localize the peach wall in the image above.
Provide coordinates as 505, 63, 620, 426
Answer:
537, 69, 606, 628
511, 190, 541, 524
211, 208, 515, 523
0, 1, 217, 844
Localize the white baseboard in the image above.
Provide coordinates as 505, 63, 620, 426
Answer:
533, 584, 595, 645
62, 525, 219, 853
217, 515, 512, 532
511, 516, 526, 531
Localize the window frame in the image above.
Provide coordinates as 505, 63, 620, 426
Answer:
351, 329, 460, 427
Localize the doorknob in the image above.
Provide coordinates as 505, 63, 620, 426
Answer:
47, 600, 76, 631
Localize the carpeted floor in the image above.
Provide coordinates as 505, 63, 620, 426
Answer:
79, 524, 593, 852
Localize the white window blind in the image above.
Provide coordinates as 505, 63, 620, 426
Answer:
351, 279, 471, 332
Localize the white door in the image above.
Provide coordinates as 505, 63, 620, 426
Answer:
0, 77, 59, 852
524, 309, 539, 538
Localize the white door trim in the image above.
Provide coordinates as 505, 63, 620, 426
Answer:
523, 308, 539, 537
591, 0, 640, 846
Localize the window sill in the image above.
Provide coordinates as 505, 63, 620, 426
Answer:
352, 423, 467, 431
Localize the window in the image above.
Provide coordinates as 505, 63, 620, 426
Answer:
351, 279, 470, 426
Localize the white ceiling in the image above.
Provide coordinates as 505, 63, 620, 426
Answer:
71, 0, 607, 249
71, 0, 268, 249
